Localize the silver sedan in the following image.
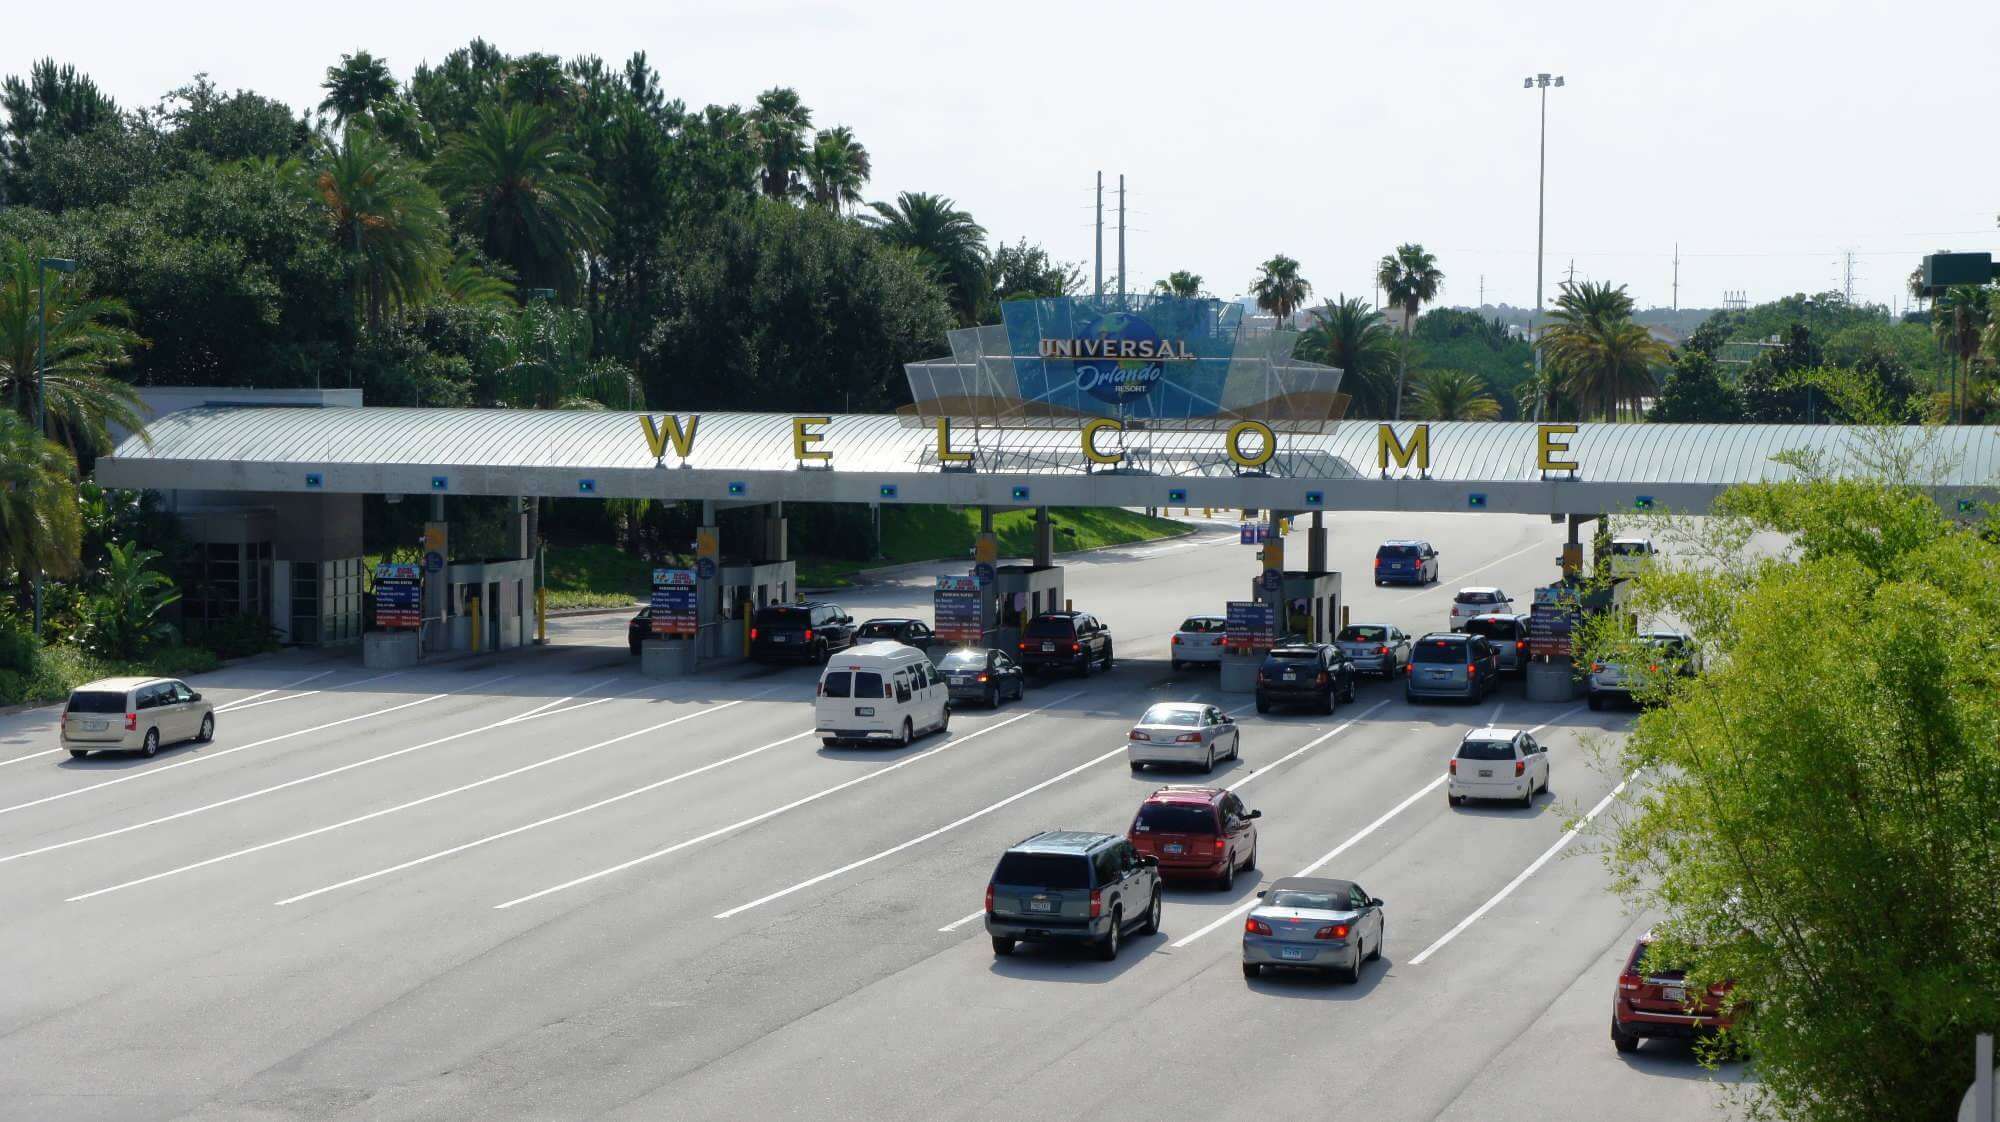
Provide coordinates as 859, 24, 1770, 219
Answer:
1126, 702, 1240, 773
1242, 876, 1386, 983
1336, 624, 1410, 679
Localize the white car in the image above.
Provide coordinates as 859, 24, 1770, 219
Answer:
1448, 587, 1515, 631
1169, 615, 1227, 669
1446, 727, 1549, 809
1605, 536, 1657, 579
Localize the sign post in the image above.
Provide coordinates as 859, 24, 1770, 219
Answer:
935, 575, 983, 646
372, 562, 423, 631
1225, 601, 1276, 654
651, 569, 698, 639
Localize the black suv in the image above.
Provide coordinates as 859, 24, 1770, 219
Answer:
985, 830, 1162, 961
1015, 611, 1114, 675
750, 602, 856, 663
1255, 643, 1359, 714
627, 607, 651, 655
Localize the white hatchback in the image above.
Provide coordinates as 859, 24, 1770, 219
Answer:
1169, 615, 1228, 669
1449, 587, 1515, 631
1446, 727, 1549, 809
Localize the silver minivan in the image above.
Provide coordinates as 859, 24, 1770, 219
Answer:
61, 677, 215, 759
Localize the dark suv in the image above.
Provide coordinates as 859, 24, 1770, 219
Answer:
1016, 611, 1114, 675
1255, 644, 1358, 714
986, 830, 1161, 960
750, 602, 856, 663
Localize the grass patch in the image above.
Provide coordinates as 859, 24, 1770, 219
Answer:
872, 505, 1190, 573
5, 643, 221, 709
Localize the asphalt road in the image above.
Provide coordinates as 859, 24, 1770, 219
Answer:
0, 512, 1748, 1121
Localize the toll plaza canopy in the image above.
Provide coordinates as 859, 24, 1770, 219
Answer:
95, 406, 2000, 517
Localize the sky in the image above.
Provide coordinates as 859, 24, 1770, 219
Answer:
8, 0, 1998, 314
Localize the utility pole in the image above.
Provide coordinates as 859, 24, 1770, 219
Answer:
1672, 242, 1680, 311
1478, 274, 1485, 308
1564, 259, 1578, 285
1117, 174, 1126, 303
1093, 172, 1104, 300
1841, 249, 1857, 304
1524, 73, 1564, 423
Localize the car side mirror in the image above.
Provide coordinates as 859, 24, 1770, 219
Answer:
1139, 854, 1159, 867
189, 692, 201, 703
1370, 897, 1384, 908
1221, 715, 1235, 724
1255, 889, 1267, 898
1246, 809, 1262, 819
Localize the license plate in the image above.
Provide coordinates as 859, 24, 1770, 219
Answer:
1281, 946, 1308, 960
1284, 671, 1297, 681
1041, 642, 1055, 652
1428, 670, 1449, 679
772, 635, 788, 642
83, 720, 106, 731
1164, 844, 1183, 855
1028, 898, 1054, 913
856, 707, 875, 717
1479, 769, 1493, 778
1663, 985, 1685, 1003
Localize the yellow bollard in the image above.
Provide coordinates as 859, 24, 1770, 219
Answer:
468, 594, 482, 652
536, 586, 547, 644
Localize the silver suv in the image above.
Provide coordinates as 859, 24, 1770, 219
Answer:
986, 831, 1162, 961
61, 677, 215, 759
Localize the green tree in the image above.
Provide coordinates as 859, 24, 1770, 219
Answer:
438, 249, 515, 308
1596, 472, 2000, 1122
1405, 367, 1499, 420
1374, 243, 1443, 420
1648, 346, 1743, 422
746, 87, 813, 202
318, 51, 399, 126
1, 59, 121, 201
0, 410, 82, 582
0, 242, 146, 455
430, 103, 608, 300
801, 126, 870, 213
1931, 284, 1991, 421
1249, 254, 1311, 327
989, 239, 1081, 306
78, 541, 180, 658
864, 191, 989, 326
1152, 271, 1205, 298
1540, 280, 1670, 420
1740, 323, 1822, 422
1297, 296, 1398, 419
485, 302, 639, 409
159, 76, 306, 163
504, 54, 572, 110
305, 125, 449, 331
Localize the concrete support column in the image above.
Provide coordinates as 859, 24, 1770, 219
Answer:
697, 499, 721, 660
1306, 509, 1328, 574
1034, 506, 1054, 568
766, 501, 787, 562
976, 506, 999, 644
424, 494, 448, 652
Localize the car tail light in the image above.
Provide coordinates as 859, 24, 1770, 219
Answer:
1089, 889, 1103, 918
1018, 642, 1028, 651
1377, 645, 1389, 655
1068, 642, 1080, 653
804, 629, 814, 642
1592, 661, 1606, 672
1245, 918, 1273, 935
883, 682, 894, 698
1373, 557, 1381, 568
1129, 730, 1148, 740
749, 628, 759, 641
1315, 924, 1351, 940
977, 673, 989, 682
1514, 759, 1526, 777
985, 884, 994, 913
1175, 733, 1201, 743
1316, 672, 1329, 686
1214, 838, 1227, 852
1172, 635, 1182, 645
1617, 971, 1643, 992
1517, 640, 1527, 651
124, 712, 137, 731
1467, 664, 1478, 675
1449, 759, 1457, 774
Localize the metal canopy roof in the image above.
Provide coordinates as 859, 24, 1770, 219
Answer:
95, 406, 1998, 517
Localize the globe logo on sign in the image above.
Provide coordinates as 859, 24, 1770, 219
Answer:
1072, 312, 1166, 404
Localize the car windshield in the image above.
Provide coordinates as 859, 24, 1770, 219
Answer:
1023, 617, 1075, 638
993, 852, 1090, 889
1457, 739, 1516, 761
1140, 705, 1201, 727
820, 672, 852, 698
1338, 626, 1388, 642
1454, 591, 1499, 605
1378, 544, 1420, 557
1266, 889, 1342, 910
1179, 617, 1223, 633
853, 671, 884, 698
938, 650, 986, 669
855, 622, 900, 640
1133, 804, 1216, 834
1266, 649, 1318, 662
755, 606, 809, 628
1413, 640, 1467, 663
66, 690, 126, 714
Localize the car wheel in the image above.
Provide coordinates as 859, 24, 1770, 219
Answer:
813, 641, 828, 664
1098, 910, 1122, 961
1243, 844, 1256, 873
992, 936, 1016, 957
197, 714, 214, 742
1343, 679, 1357, 703
1217, 852, 1235, 892
1346, 952, 1364, 984
1243, 961, 1261, 979
985, 685, 999, 708
1255, 695, 1270, 715
1521, 783, 1535, 810
1140, 890, 1161, 936
1405, 689, 1419, 704
822, 738, 840, 748
1448, 793, 1464, 807
1170, 658, 1183, 671
1102, 643, 1114, 671
1320, 689, 1336, 715
67, 749, 87, 759
1129, 760, 1145, 773
1612, 1019, 1640, 1054
1369, 922, 1384, 961
1077, 652, 1091, 678
1588, 693, 1604, 711
139, 728, 159, 758
899, 718, 913, 748
628, 643, 641, 657
1230, 732, 1241, 761
1204, 747, 1215, 773
938, 707, 951, 735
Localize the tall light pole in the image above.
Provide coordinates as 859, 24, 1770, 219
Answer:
1524, 73, 1563, 422
32, 256, 78, 639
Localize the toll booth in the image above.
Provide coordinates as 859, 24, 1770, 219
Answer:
445, 558, 535, 653
1279, 572, 1343, 646
990, 564, 1064, 653
717, 560, 797, 658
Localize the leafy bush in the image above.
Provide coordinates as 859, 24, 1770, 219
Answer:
76, 542, 180, 659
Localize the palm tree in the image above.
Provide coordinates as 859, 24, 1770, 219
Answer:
79, 541, 182, 658
503, 53, 572, 109
1540, 281, 1671, 420
1153, 271, 1205, 298
430, 103, 608, 300
1249, 255, 1311, 328
801, 126, 871, 212
747, 87, 813, 201
1374, 244, 1445, 420
437, 249, 515, 308
485, 303, 641, 410
305, 126, 449, 330
0, 411, 82, 583
1932, 285, 1992, 422
1407, 368, 1501, 421
318, 51, 398, 125
865, 192, 990, 325
1297, 296, 1399, 418
0, 243, 146, 456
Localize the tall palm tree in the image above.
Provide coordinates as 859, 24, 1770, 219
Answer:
1249, 255, 1311, 328
430, 103, 608, 300
747, 87, 813, 201
318, 51, 398, 125
1932, 285, 1992, 422
801, 126, 871, 212
305, 126, 449, 331
865, 192, 989, 325
0, 410, 82, 581
484, 303, 641, 410
1540, 281, 1671, 420
0, 244, 146, 456
437, 249, 515, 308
1153, 271, 1205, 298
1407, 368, 1501, 421
1374, 243, 1444, 420
1298, 295, 1399, 418
503, 53, 572, 109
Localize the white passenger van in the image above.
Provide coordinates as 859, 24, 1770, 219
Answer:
815, 641, 950, 748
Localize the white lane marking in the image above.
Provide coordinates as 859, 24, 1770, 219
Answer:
212, 670, 338, 713
65, 694, 763, 903
717, 741, 1128, 920
1409, 771, 1636, 966
1224, 701, 1388, 791
1, 687, 642, 867
0, 748, 58, 768
1172, 704, 1587, 948
213, 688, 280, 710
495, 693, 1084, 910
0, 676, 513, 819
1401, 541, 1551, 599
275, 729, 817, 905
214, 691, 323, 714
939, 909, 985, 933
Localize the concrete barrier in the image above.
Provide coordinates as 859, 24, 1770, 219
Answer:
1525, 658, 1578, 702
363, 631, 421, 669
641, 639, 696, 678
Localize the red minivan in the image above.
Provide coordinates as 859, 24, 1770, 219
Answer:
1126, 786, 1260, 891
1611, 933, 1738, 1053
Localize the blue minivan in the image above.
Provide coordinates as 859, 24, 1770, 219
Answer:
1375, 540, 1439, 586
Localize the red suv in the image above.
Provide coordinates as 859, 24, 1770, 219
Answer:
1126, 786, 1260, 891
1611, 933, 1738, 1053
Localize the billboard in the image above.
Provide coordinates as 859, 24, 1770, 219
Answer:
934, 575, 983, 645
1225, 600, 1276, 652
372, 563, 422, 630
651, 568, 697, 638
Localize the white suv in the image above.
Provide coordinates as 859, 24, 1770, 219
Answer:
1447, 727, 1549, 809
1448, 587, 1514, 631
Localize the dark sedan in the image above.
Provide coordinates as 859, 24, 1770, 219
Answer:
853, 617, 938, 653
627, 607, 651, 655
936, 648, 1025, 707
